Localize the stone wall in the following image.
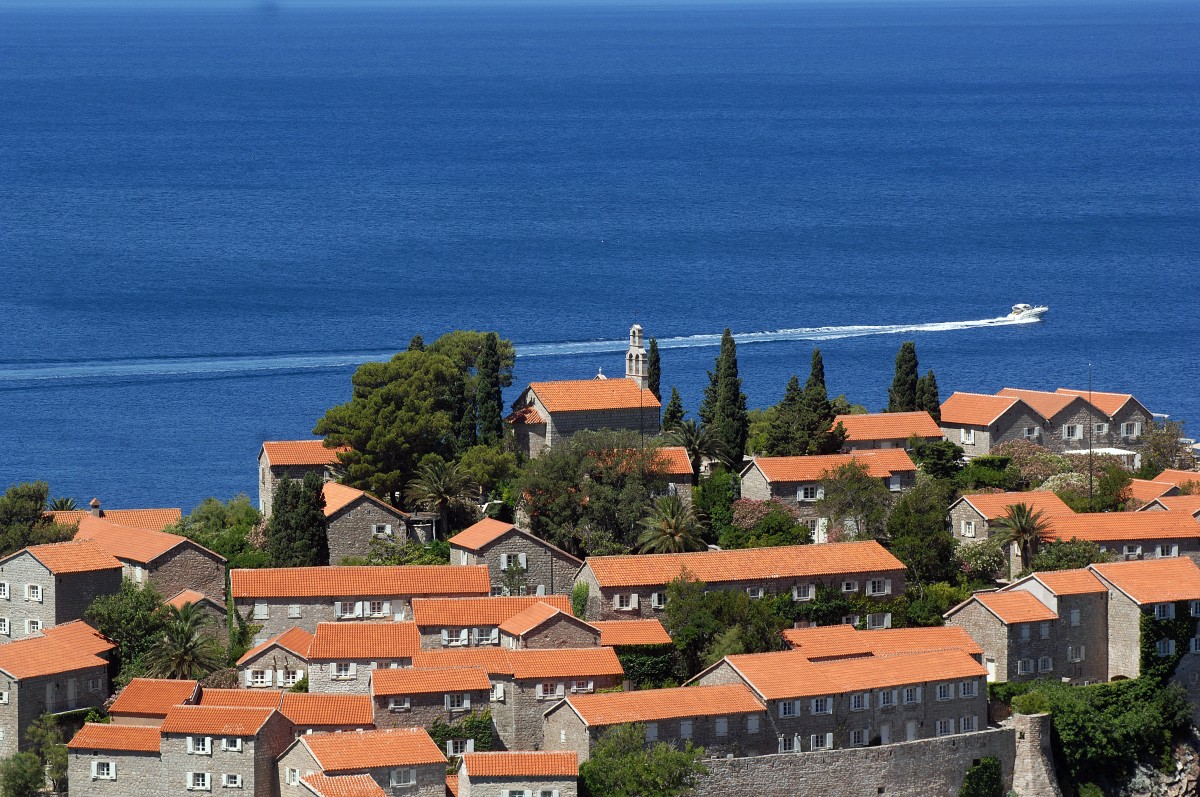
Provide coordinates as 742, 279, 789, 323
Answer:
68, 749, 164, 797
309, 659, 411, 694
372, 692, 492, 731
509, 615, 600, 650
0, 554, 121, 642
1106, 590, 1144, 679
327, 500, 420, 564
238, 646, 308, 689
149, 545, 226, 600
260, 463, 334, 518
2, 665, 109, 759
511, 676, 622, 750
239, 596, 417, 640
473, 530, 583, 597
460, 773, 578, 797
545, 406, 660, 450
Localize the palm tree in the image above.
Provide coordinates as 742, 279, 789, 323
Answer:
666, 420, 726, 482
47, 496, 78, 511
143, 604, 225, 680
636, 495, 707, 554
405, 459, 480, 537
991, 502, 1052, 577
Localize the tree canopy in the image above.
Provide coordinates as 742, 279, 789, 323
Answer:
816, 460, 893, 540
647, 337, 661, 401
661, 387, 685, 431
168, 495, 268, 569
85, 581, 168, 684
0, 481, 76, 557
887, 341, 919, 412
265, 472, 329, 567
699, 329, 748, 462
579, 723, 707, 797
886, 476, 959, 589
474, 332, 505, 447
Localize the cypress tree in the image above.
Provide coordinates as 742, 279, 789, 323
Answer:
917, 369, 942, 423
647, 338, 661, 401
475, 332, 504, 445
698, 359, 720, 428
765, 375, 804, 455
662, 387, 686, 431
266, 472, 329, 567
712, 329, 748, 460
806, 348, 826, 392
887, 341, 919, 412
801, 349, 846, 454
454, 380, 477, 452
407, 335, 425, 352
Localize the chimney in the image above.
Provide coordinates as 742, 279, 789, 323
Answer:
89, 498, 103, 517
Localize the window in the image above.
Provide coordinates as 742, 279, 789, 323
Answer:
92, 761, 115, 780
373, 523, 393, 538
1191, 638, 1200, 655
187, 772, 210, 791
1071, 608, 1081, 626
936, 684, 951, 701
490, 683, 505, 702
26, 584, 41, 603
747, 715, 760, 733
0, 583, 7, 599
1158, 639, 1177, 657
792, 584, 813, 602
841, 614, 861, 627
285, 769, 299, 786
616, 594, 633, 610
850, 693, 868, 711
1068, 645, 1086, 662
866, 579, 888, 596
1156, 603, 1176, 620
842, 581, 859, 593
369, 600, 386, 617
1023, 426, 1038, 440
282, 670, 301, 687
960, 428, 975, 445
0, 619, 8, 636
936, 719, 954, 736
811, 698, 831, 715
645, 723, 658, 742
573, 680, 593, 694
746, 587, 765, 600
222, 774, 242, 788
447, 693, 466, 710
221, 738, 242, 752
650, 592, 666, 609
1157, 544, 1180, 559
799, 485, 819, 501
810, 733, 832, 750
961, 520, 976, 538
879, 690, 897, 708
1124, 545, 1142, 558
715, 717, 728, 737
250, 670, 268, 687
1122, 422, 1142, 438
0, 692, 9, 705
850, 729, 866, 746
1062, 424, 1081, 441
287, 604, 302, 619
778, 700, 795, 718
448, 739, 470, 756
679, 720, 693, 739
866, 613, 891, 630
334, 662, 356, 680
1020, 625, 1031, 641
778, 735, 796, 753
960, 716, 977, 732
336, 601, 356, 618
960, 680, 978, 698
903, 687, 920, 704
390, 768, 416, 787
188, 736, 211, 755
25, 619, 40, 634
388, 697, 411, 711
1038, 656, 1053, 673
1039, 622, 1050, 640
252, 603, 268, 620
1017, 658, 1033, 675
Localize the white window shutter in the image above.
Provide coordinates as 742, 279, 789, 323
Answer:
891, 689, 898, 705
355, 601, 365, 618
587, 679, 594, 691
264, 670, 273, 686
243, 670, 253, 687
500, 555, 508, 571
471, 628, 480, 645
489, 628, 499, 644
816, 486, 825, 499
611, 595, 619, 609
444, 694, 451, 710
494, 683, 505, 700
459, 629, 469, 645
536, 684, 544, 699
347, 663, 357, 678
884, 613, 893, 628
187, 772, 195, 787
91, 761, 98, 778
778, 702, 786, 718
536, 584, 546, 596
441, 630, 449, 645
555, 683, 565, 698
884, 579, 892, 595
466, 739, 475, 752
445, 741, 454, 756
630, 593, 639, 609
916, 687, 922, 703
381, 601, 391, 616
187, 737, 194, 754
518, 553, 527, 568
825, 732, 833, 748
778, 736, 785, 753
464, 693, 472, 709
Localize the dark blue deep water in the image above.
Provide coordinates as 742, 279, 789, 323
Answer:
2, 2, 1198, 510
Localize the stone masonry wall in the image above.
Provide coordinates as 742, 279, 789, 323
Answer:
261, 463, 333, 518
460, 773, 577, 797
475, 531, 583, 597
327, 500, 419, 564
309, 659, 411, 694
239, 595, 424, 640
372, 692, 491, 732
3, 665, 109, 759
68, 749, 164, 797
511, 676, 622, 750
0, 555, 119, 642
1106, 590, 1144, 679
947, 601, 1010, 681
510, 616, 600, 649
238, 646, 309, 688
149, 545, 226, 600
546, 406, 660, 450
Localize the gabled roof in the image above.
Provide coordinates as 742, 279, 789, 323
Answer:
303, 728, 445, 773
1127, 479, 1179, 505
972, 591, 1057, 624
584, 540, 904, 589
833, 411, 942, 442
505, 405, 545, 425
1045, 512, 1200, 542
1027, 569, 1107, 596
302, 774, 387, 797
166, 589, 225, 612
198, 688, 283, 708
261, 440, 347, 467
411, 595, 573, 627
653, 446, 694, 477
281, 693, 374, 727
447, 775, 460, 797
1055, 388, 1141, 418
782, 625, 982, 658
1142, 495, 1200, 516
749, 449, 916, 483
524, 379, 661, 413
447, 521, 583, 564
371, 667, 492, 696
160, 705, 276, 736
460, 752, 578, 778
0, 620, 115, 680
410, 648, 515, 675
67, 723, 161, 753
997, 388, 1086, 420
7, 539, 122, 574
497, 603, 580, 637
1089, 558, 1200, 605
508, 647, 622, 680
75, 514, 224, 566
237, 626, 314, 665
592, 619, 672, 647
309, 622, 420, 660
108, 678, 199, 717
49, 507, 181, 532
322, 482, 406, 519
231, 565, 490, 600
1153, 470, 1200, 488
563, 683, 762, 726
940, 392, 1035, 427
953, 491, 1074, 521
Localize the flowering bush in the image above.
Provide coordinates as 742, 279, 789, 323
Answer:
731, 499, 800, 530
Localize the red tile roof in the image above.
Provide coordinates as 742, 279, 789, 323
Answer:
996, 388, 1083, 420
653, 446, 694, 477
446, 776, 460, 797
1126, 479, 1179, 505
565, 684, 762, 726
461, 752, 578, 778
973, 591, 1057, 624
508, 647, 622, 680
231, 565, 490, 600
411, 595, 573, 627
67, 723, 161, 753
592, 620, 672, 647
1055, 388, 1138, 417
166, 589, 225, 611
281, 693, 374, 727
371, 667, 492, 696
447, 518, 517, 551
322, 482, 404, 519
160, 705, 276, 736
109, 678, 199, 717
198, 689, 283, 708
833, 412, 942, 442
410, 648, 515, 675
527, 379, 661, 413
1028, 569, 1107, 596
1146, 495, 1200, 516
505, 405, 546, 425
261, 440, 347, 467
49, 507, 181, 532
584, 540, 904, 588
303, 728, 445, 772
0, 621, 114, 680
302, 774, 386, 797
956, 491, 1074, 521
751, 450, 916, 483
309, 622, 420, 660
237, 626, 314, 665
939, 392, 1029, 427
1154, 470, 1200, 488
1090, 558, 1200, 604
782, 625, 982, 658
76, 514, 223, 565
1045, 512, 1200, 542
497, 602, 572, 636
13, 539, 122, 574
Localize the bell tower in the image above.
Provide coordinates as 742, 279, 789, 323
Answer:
625, 324, 647, 388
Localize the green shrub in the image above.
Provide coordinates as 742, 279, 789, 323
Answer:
959, 756, 1003, 797
571, 582, 590, 619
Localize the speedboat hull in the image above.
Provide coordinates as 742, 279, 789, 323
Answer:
1008, 304, 1049, 321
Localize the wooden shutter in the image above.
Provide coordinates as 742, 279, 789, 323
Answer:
518, 553, 528, 568
611, 595, 619, 609
441, 630, 450, 645
243, 670, 254, 687
489, 628, 499, 644
187, 737, 194, 754
535, 683, 544, 699
466, 739, 475, 752
347, 663, 357, 678
630, 593, 639, 609
555, 683, 565, 698
445, 741, 454, 756
825, 732, 833, 748
464, 693, 472, 709
500, 555, 508, 571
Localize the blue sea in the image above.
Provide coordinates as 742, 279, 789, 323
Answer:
2, 1, 1198, 511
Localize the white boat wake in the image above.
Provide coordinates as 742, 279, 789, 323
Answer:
0, 315, 1040, 384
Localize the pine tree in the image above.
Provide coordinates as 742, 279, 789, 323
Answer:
407, 335, 425, 351
454, 380, 478, 452
711, 329, 748, 460
475, 332, 504, 445
662, 387, 686, 430
698, 361, 719, 428
265, 472, 329, 567
887, 341, 919, 412
916, 369, 942, 422
765, 375, 804, 455
800, 350, 846, 454
647, 338, 661, 401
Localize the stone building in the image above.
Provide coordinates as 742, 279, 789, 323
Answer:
0, 621, 115, 759
323, 482, 434, 564
590, 619, 672, 649
75, 514, 227, 599
301, 773, 392, 797
543, 683, 767, 762
161, 705, 296, 796
107, 678, 200, 726
370, 667, 493, 732
237, 627, 314, 689
412, 595, 574, 648
938, 392, 1047, 459
1126, 478, 1180, 507
449, 520, 583, 597
575, 541, 906, 622
67, 723, 164, 797
780, 624, 984, 662
1049, 387, 1155, 456
279, 693, 376, 736
946, 490, 1075, 576
259, 440, 347, 515
231, 565, 491, 641
1150, 469, 1200, 490
307, 622, 421, 694
833, 411, 943, 452
654, 446, 696, 501
0, 541, 122, 642
276, 727, 447, 797
165, 589, 227, 634
456, 751, 578, 797
498, 603, 600, 650
1139, 494, 1200, 517
1042, 512, 1200, 566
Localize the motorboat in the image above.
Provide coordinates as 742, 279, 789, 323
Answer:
1008, 303, 1048, 321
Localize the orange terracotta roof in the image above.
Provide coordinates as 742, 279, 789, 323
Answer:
198, 689, 283, 708
779, 625, 869, 657
592, 620, 672, 647
237, 626, 314, 665
160, 705, 275, 736
653, 446, 694, 477
1090, 558, 1200, 604
261, 440, 347, 467
833, 411, 942, 442
166, 589, 225, 611
371, 667, 492, 696
939, 392, 1029, 427
322, 482, 405, 519
281, 693, 374, 727
997, 388, 1083, 420
751, 449, 916, 483
447, 518, 517, 551
310, 622, 420, 660
67, 723, 161, 753
974, 591, 1057, 624
505, 405, 546, 425
13, 539, 122, 574
302, 774, 386, 797
717, 651, 837, 699
1055, 388, 1138, 417
231, 565, 490, 600
1029, 569, 1107, 596
497, 602, 572, 636
781, 625, 982, 658
412, 595, 573, 627
1045, 512, 1200, 542
1147, 495, 1200, 516
446, 775, 460, 797
1126, 479, 1179, 505
109, 678, 199, 717
1154, 469, 1200, 488
527, 379, 661, 413
461, 752, 578, 778
49, 507, 181, 531
0, 620, 114, 680
304, 728, 445, 772
956, 491, 1074, 521
584, 540, 904, 588
508, 647, 623, 680
410, 648, 515, 675
565, 683, 762, 726
76, 514, 224, 565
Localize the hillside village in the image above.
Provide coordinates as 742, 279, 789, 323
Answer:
3, 327, 1200, 797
